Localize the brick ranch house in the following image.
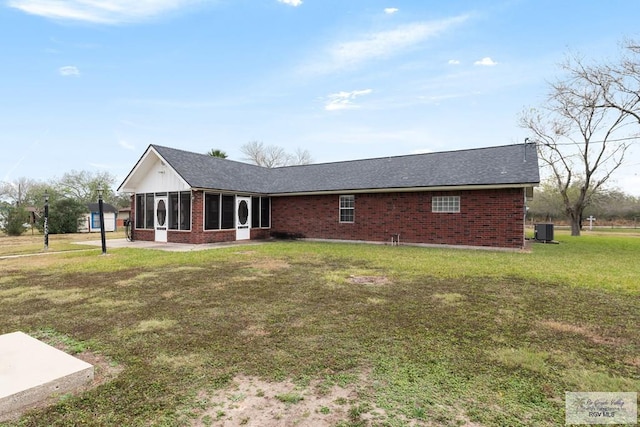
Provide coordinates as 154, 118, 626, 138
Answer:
118, 143, 539, 249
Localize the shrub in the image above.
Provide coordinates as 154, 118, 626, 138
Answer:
0, 204, 29, 236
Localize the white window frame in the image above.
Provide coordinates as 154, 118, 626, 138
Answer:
432, 196, 460, 213
339, 195, 355, 223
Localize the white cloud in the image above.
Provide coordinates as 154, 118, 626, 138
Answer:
384, 7, 398, 14
303, 15, 468, 75
278, 0, 302, 6
118, 139, 136, 150
448, 59, 460, 65
412, 148, 434, 154
474, 57, 498, 66
59, 65, 80, 76
8, 0, 202, 24
325, 89, 373, 111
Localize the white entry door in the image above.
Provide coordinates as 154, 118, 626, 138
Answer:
155, 196, 168, 243
236, 196, 251, 240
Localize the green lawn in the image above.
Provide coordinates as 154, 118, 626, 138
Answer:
0, 232, 638, 426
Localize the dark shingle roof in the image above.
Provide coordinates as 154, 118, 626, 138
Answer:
87, 202, 118, 213
153, 145, 273, 193
151, 143, 539, 195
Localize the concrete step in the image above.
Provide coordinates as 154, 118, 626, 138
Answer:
0, 331, 94, 421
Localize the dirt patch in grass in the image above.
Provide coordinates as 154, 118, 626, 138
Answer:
193, 374, 393, 427
347, 275, 389, 285
624, 356, 640, 367
76, 350, 124, 388
538, 320, 625, 346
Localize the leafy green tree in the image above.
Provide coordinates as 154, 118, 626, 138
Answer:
36, 197, 87, 234
0, 204, 29, 236
56, 170, 117, 205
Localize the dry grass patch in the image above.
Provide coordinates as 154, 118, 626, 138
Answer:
432, 292, 466, 305
174, 266, 206, 272
86, 297, 144, 310
239, 324, 270, 338
347, 275, 390, 285
0, 286, 86, 304
154, 352, 203, 369
624, 356, 640, 367
250, 259, 290, 271
492, 347, 551, 375
135, 318, 177, 333
0, 275, 24, 284
116, 271, 160, 286
538, 320, 626, 346
366, 297, 387, 305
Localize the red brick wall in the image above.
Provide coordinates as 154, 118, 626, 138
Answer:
270, 188, 526, 248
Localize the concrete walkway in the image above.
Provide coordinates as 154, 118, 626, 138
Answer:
74, 239, 267, 252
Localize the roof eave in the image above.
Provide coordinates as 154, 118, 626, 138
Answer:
269, 182, 539, 197
190, 187, 269, 196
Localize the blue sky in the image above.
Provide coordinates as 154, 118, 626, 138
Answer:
1, 0, 639, 195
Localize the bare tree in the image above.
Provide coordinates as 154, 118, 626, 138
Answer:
577, 40, 640, 123
240, 141, 312, 168
0, 177, 37, 205
290, 147, 313, 165
520, 51, 640, 236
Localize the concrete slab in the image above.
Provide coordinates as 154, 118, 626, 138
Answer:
0, 331, 94, 421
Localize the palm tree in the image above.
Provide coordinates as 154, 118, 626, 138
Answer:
207, 149, 228, 158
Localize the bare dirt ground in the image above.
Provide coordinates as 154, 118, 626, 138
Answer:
192, 373, 391, 427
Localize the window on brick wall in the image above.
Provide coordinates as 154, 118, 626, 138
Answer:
339, 195, 355, 223
432, 196, 460, 213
